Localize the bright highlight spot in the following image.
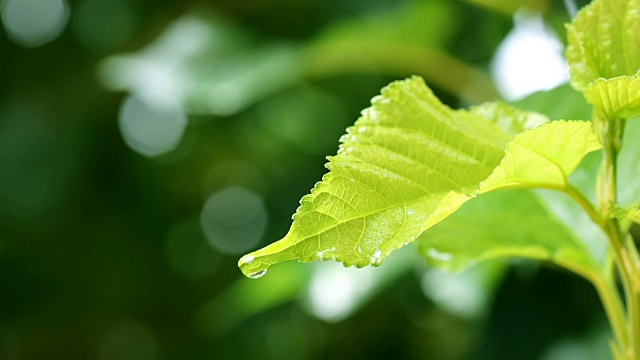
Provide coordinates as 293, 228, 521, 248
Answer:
98, 16, 213, 102
200, 186, 267, 255
165, 218, 219, 281
118, 93, 187, 157
491, 11, 569, 100
1, 0, 70, 47
306, 262, 376, 322
98, 14, 299, 117
421, 268, 489, 319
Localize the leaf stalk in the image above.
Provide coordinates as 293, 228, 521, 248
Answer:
594, 114, 640, 359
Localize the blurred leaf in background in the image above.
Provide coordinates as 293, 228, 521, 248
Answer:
0, 0, 607, 359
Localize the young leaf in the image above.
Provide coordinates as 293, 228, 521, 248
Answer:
417, 189, 600, 279
584, 70, 640, 119
566, 0, 640, 92
479, 120, 601, 192
238, 77, 600, 279
612, 206, 640, 224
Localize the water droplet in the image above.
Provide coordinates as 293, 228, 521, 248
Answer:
247, 269, 267, 279
370, 250, 383, 265
357, 127, 366, 133
239, 255, 255, 265
407, 210, 414, 215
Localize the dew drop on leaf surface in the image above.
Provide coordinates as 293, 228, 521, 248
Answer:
247, 270, 267, 279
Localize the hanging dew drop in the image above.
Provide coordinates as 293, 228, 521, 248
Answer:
247, 269, 267, 279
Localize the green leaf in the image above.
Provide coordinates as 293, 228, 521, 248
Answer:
417, 189, 600, 278
238, 77, 601, 279
612, 206, 640, 224
479, 120, 602, 192
512, 84, 602, 203
566, 0, 640, 92
584, 71, 640, 119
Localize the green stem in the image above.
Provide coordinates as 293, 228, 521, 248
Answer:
566, 185, 628, 351
592, 272, 629, 351
565, 185, 602, 226
605, 220, 640, 359
594, 114, 640, 359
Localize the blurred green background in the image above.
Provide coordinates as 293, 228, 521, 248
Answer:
0, 0, 612, 359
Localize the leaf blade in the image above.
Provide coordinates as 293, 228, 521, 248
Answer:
238, 77, 601, 279
584, 71, 640, 119
240, 77, 511, 277
566, 0, 640, 92
417, 189, 600, 279
479, 120, 602, 193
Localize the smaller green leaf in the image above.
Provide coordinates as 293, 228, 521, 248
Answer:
584, 70, 640, 119
566, 0, 640, 91
479, 120, 602, 193
418, 190, 600, 279
611, 206, 640, 224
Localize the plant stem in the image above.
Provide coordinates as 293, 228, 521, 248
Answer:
565, 185, 601, 226
565, 185, 628, 351
605, 219, 640, 359
592, 271, 629, 351
594, 115, 640, 359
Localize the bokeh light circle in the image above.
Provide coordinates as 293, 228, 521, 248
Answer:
118, 93, 187, 157
1, 0, 70, 47
200, 186, 267, 255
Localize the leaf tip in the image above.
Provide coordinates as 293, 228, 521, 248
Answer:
238, 253, 270, 279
